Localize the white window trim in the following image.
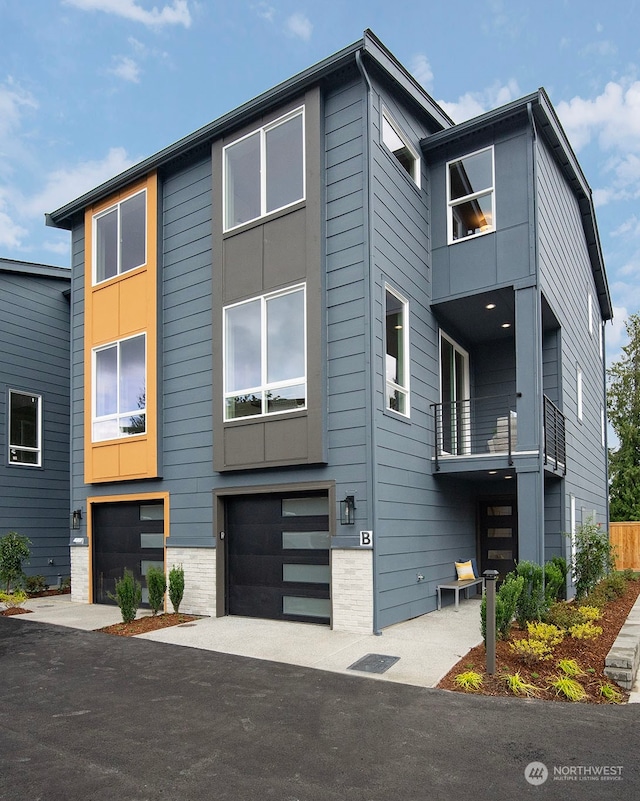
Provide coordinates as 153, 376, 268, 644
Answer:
446, 145, 495, 245
385, 284, 411, 417
381, 108, 421, 188
92, 333, 147, 442
223, 107, 306, 233
570, 494, 576, 567
223, 284, 307, 421
92, 188, 147, 286
438, 331, 470, 454
8, 389, 42, 467
576, 365, 583, 422
588, 293, 593, 335
601, 405, 606, 448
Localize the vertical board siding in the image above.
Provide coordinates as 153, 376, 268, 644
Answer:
0, 267, 71, 583
537, 137, 608, 535
610, 523, 640, 570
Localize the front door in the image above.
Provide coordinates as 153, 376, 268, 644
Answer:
478, 495, 518, 580
92, 501, 165, 606
226, 492, 330, 625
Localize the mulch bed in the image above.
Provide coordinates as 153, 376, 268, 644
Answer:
437, 580, 640, 703
96, 613, 199, 636
0, 586, 71, 616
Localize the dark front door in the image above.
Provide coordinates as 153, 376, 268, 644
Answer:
93, 501, 165, 606
478, 495, 518, 580
226, 492, 330, 625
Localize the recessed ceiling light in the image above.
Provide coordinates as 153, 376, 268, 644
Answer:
485, 303, 496, 310
505, 475, 513, 479
488, 470, 497, 475
501, 322, 511, 328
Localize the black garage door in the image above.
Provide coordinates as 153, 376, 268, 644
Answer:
226, 492, 330, 625
93, 501, 165, 607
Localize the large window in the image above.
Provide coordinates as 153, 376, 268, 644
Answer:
385, 286, 409, 415
224, 108, 305, 231
93, 334, 146, 441
8, 390, 41, 466
447, 146, 494, 243
224, 285, 306, 420
381, 110, 420, 187
93, 189, 146, 283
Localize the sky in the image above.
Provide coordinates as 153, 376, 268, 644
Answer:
1, 0, 639, 367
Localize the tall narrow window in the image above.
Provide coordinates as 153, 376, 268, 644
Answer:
93, 334, 146, 441
381, 110, 420, 186
588, 293, 593, 335
224, 285, 306, 420
224, 108, 305, 231
447, 146, 494, 243
577, 366, 583, 422
439, 333, 469, 454
385, 287, 409, 415
8, 390, 41, 466
93, 189, 146, 283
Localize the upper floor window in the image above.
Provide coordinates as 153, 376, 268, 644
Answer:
224, 285, 306, 420
93, 334, 146, 441
381, 110, 420, 187
224, 108, 305, 231
385, 286, 410, 416
93, 189, 146, 284
577, 365, 583, 422
447, 146, 495, 243
588, 293, 593, 336
8, 390, 41, 466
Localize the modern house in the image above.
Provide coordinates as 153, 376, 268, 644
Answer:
0, 257, 71, 587
46, 30, 611, 632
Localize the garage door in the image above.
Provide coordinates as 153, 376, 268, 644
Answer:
92, 501, 165, 606
226, 492, 330, 625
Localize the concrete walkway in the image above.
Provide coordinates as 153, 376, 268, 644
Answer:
12, 594, 484, 688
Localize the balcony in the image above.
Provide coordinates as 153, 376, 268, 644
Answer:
543, 395, 566, 474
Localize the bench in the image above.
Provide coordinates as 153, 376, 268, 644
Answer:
437, 577, 484, 611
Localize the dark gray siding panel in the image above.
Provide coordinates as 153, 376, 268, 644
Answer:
537, 136, 608, 533
0, 267, 70, 584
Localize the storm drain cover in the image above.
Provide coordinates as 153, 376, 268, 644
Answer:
347, 653, 400, 674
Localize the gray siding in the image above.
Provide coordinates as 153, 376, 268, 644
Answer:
0, 266, 70, 583
537, 136, 608, 532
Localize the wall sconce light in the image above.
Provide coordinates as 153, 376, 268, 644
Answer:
340, 495, 356, 525
71, 509, 82, 530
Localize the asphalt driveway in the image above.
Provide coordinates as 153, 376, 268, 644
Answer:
0, 617, 637, 800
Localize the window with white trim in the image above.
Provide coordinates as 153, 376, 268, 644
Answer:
577, 365, 583, 421
223, 108, 305, 231
382, 110, 420, 187
439, 332, 470, 454
588, 293, 593, 335
93, 190, 146, 284
447, 146, 495, 243
385, 286, 410, 415
93, 334, 146, 441
224, 285, 306, 420
8, 390, 42, 466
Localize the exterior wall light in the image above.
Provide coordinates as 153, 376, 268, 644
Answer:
340, 495, 356, 525
71, 509, 82, 530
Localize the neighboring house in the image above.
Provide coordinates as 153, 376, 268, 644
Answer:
0, 257, 71, 587
46, 30, 611, 632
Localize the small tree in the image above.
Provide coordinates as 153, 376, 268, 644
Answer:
0, 532, 31, 592
168, 564, 184, 614
147, 566, 166, 616
108, 569, 142, 624
569, 519, 616, 600
514, 561, 546, 628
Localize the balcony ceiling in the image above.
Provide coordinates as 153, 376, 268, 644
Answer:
431, 288, 515, 345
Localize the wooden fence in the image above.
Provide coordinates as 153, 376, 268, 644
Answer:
610, 522, 640, 570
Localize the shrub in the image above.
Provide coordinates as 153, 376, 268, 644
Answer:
549, 556, 569, 600
108, 569, 141, 624
481, 573, 524, 641
25, 575, 48, 594
168, 564, 185, 614
509, 638, 554, 664
549, 676, 586, 701
59, 576, 71, 592
545, 601, 584, 630
514, 561, 546, 627
577, 605, 602, 622
146, 566, 166, 616
0, 589, 28, 609
501, 672, 541, 697
598, 572, 627, 600
569, 518, 616, 600
0, 531, 31, 592
526, 621, 564, 646
453, 670, 483, 691
569, 621, 603, 640
621, 569, 639, 582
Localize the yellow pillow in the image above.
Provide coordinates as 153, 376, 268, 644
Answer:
455, 560, 475, 581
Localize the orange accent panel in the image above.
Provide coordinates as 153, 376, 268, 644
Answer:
91, 282, 120, 344
91, 443, 120, 480
119, 271, 149, 335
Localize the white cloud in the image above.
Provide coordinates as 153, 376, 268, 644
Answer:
285, 12, 312, 41
0, 78, 38, 141
0, 207, 27, 249
109, 55, 141, 82
410, 54, 434, 93
438, 79, 520, 123
252, 2, 275, 22
63, 0, 191, 28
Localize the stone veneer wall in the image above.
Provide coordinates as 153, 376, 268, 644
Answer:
331, 548, 374, 633
71, 547, 90, 603
166, 546, 217, 616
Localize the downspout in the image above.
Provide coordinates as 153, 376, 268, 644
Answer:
602, 321, 610, 531
355, 49, 382, 635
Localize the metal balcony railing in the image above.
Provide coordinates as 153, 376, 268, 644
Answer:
543, 395, 566, 474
